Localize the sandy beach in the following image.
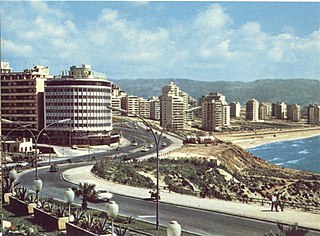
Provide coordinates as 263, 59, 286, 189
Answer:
214, 127, 320, 149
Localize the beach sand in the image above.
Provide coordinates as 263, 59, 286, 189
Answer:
214, 127, 320, 149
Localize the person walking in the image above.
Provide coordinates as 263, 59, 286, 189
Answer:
277, 193, 284, 211
271, 193, 278, 212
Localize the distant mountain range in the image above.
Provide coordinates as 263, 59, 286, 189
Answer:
111, 78, 319, 106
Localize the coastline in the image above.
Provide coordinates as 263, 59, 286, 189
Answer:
215, 128, 320, 150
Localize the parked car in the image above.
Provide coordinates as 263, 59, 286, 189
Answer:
147, 143, 154, 148
131, 140, 138, 146
71, 145, 78, 149
162, 142, 167, 147
116, 147, 121, 151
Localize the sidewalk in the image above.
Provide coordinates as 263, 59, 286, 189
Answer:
62, 165, 320, 231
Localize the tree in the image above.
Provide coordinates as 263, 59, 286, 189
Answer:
72, 183, 97, 210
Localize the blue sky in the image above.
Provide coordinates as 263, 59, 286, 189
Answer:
1, 1, 319, 82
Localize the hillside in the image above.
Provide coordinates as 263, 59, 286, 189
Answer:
93, 142, 320, 211
110, 78, 320, 106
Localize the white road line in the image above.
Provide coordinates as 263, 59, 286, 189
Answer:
138, 215, 156, 218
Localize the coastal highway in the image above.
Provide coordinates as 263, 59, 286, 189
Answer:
17, 164, 287, 236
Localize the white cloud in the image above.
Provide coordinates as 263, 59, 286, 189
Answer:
1, 38, 33, 55
1, 2, 319, 81
193, 4, 232, 32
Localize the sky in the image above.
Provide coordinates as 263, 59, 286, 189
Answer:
1, 1, 319, 82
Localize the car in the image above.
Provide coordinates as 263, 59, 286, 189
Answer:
147, 143, 154, 148
16, 161, 29, 167
116, 147, 121, 151
71, 145, 78, 149
95, 189, 113, 202
162, 142, 167, 147
141, 147, 150, 152
49, 164, 59, 172
131, 141, 138, 146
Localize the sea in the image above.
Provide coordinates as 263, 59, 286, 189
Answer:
248, 135, 320, 174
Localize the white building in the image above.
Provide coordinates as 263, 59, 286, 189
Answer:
121, 95, 139, 116
308, 104, 320, 125
160, 82, 187, 130
149, 96, 160, 120
138, 97, 150, 118
201, 93, 230, 131
45, 65, 116, 146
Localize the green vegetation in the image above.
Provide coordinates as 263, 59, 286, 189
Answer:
93, 158, 236, 201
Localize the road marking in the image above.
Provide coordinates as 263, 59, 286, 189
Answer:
138, 215, 156, 218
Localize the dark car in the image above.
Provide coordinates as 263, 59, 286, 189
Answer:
49, 164, 59, 172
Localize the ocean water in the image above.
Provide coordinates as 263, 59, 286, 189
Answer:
248, 135, 320, 173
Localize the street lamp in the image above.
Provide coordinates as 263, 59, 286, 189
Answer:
33, 178, 43, 206
1, 118, 70, 179
107, 106, 200, 230
43, 133, 51, 166
106, 201, 119, 235
64, 188, 75, 222
167, 221, 181, 236
8, 168, 18, 193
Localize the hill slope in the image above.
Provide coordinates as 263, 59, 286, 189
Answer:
111, 78, 320, 106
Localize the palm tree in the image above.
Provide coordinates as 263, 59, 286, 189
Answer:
72, 183, 97, 210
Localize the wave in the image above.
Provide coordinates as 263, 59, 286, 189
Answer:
291, 144, 298, 147
269, 157, 280, 162
286, 159, 301, 164
298, 149, 309, 154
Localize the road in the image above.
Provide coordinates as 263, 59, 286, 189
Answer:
18, 164, 283, 236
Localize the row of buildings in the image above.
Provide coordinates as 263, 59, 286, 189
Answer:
245, 99, 319, 124
1, 62, 320, 147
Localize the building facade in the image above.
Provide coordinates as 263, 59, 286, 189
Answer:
287, 104, 301, 122
246, 99, 259, 121
111, 84, 127, 116
230, 102, 241, 118
201, 93, 230, 131
138, 97, 150, 118
259, 102, 271, 120
160, 82, 187, 130
1, 62, 50, 137
121, 95, 139, 116
307, 104, 320, 125
45, 65, 117, 146
149, 96, 160, 120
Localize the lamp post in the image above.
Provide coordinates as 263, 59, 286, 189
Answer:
8, 168, 18, 193
167, 220, 181, 236
107, 106, 200, 230
106, 201, 119, 235
1, 118, 70, 180
33, 178, 43, 206
64, 188, 75, 222
43, 133, 51, 166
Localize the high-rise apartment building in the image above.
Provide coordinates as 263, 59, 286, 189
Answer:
111, 84, 127, 116
1, 62, 51, 136
201, 93, 230, 131
121, 95, 139, 116
149, 96, 160, 120
259, 102, 271, 120
230, 102, 241, 118
287, 104, 301, 122
138, 97, 150, 118
272, 102, 287, 119
246, 98, 259, 121
307, 104, 320, 125
160, 82, 187, 130
45, 64, 116, 145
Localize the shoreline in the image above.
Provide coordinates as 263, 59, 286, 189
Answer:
215, 128, 320, 149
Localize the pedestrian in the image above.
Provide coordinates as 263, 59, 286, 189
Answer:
271, 194, 278, 212
277, 193, 284, 211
